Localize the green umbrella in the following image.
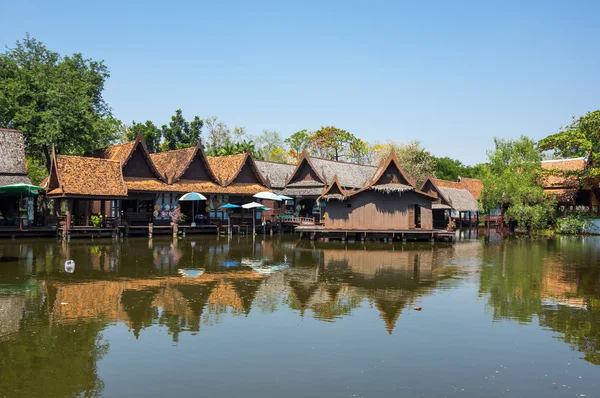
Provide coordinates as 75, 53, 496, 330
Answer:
0, 183, 44, 194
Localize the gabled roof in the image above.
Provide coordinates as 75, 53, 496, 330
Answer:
285, 151, 376, 189
0, 129, 31, 186
457, 177, 483, 200
420, 177, 478, 212
92, 141, 135, 165
320, 175, 347, 201
350, 149, 434, 198
150, 141, 219, 184
541, 157, 589, 189
207, 152, 268, 187
46, 148, 127, 198
255, 160, 296, 189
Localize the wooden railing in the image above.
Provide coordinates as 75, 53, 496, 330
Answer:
278, 215, 315, 225
123, 212, 152, 226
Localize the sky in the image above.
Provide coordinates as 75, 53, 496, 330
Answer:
2, 0, 599, 164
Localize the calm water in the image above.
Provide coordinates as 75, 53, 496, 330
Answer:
0, 234, 599, 397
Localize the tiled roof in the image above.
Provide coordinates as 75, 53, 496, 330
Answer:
255, 160, 296, 189
124, 177, 265, 195
430, 178, 464, 190
92, 141, 135, 164
541, 157, 587, 188
49, 155, 127, 198
207, 154, 246, 185
308, 156, 376, 188
458, 177, 483, 200
150, 147, 196, 181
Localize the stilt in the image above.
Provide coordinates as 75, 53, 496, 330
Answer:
148, 223, 153, 238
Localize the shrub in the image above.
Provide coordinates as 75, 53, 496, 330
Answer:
556, 212, 592, 234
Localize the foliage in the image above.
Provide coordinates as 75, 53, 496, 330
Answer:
556, 211, 593, 234
26, 156, 48, 185
371, 140, 436, 187
434, 156, 485, 181
204, 116, 232, 154
125, 120, 162, 153
538, 110, 600, 179
160, 109, 203, 151
285, 129, 312, 161
170, 205, 186, 224
480, 136, 555, 230
90, 213, 103, 227
255, 130, 287, 162
310, 126, 368, 162
0, 34, 119, 169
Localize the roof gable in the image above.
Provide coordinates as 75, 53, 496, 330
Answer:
207, 152, 268, 187
369, 149, 413, 187
121, 134, 164, 180
150, 142, 218, 184
286, 153, 326, 186
321, 175, 347, 200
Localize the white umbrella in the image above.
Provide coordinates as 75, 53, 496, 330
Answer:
242, 202, 264, 235
178, 192, 207, 227
277, 194, 293, 200
253, 191, 282, 201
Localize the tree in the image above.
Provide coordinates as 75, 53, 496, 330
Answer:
0, 34, 119, 169
126, 120, 162, 153
310, 126, 366, 162
371, 140, 436, 187
538, 110, 600, 180
434, 156, 485, 181
204, 116, 232, 155
255, 130, 287, 162
285, 129, 312, 161
480, 136, 555, 230
160, 109, 203, 151
25, 156, 48, 185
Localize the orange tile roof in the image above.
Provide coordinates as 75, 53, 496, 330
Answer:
150, 147, 196, 182
49, 155, 127, 198
207, 154, 246, 185
125, 178, 265, 195
93, 141, 135, 164
458, 177, 483, 199
430, 178, 464, 190
541, 158, 587, 188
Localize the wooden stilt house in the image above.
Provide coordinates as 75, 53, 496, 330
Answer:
420, 177, 480, 227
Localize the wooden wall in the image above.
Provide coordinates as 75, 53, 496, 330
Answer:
123, 147, 156, 178
324, 190, 433, 230
233, 159, 261, 184
290, 161, 321, 184
181, 155, 212, 181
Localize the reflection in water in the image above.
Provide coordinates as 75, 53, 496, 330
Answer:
0, 235, 599, 397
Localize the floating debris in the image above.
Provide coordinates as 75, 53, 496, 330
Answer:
64, 260, 75, 273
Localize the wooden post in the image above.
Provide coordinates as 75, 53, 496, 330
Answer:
84, 200, 90, 226
148, 223, 153, 237
100, 200, 106, 227
173, 223, 178, 238
65, 199, 73, 239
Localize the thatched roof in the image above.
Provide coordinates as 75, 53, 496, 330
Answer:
0, 129, 31, 186
370, 183, 414, 193
438, 187, 479, 212
320, 175, 348, 201
279, 186, 324, 197
255, 160, 296, 189
457, 177, 483, 200
47, 150, 128, 198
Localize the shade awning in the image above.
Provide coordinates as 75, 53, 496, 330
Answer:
253, 191, 282, 201
0, 183, 44, 194
242, 202, 265, 209
178, 192, 207, 201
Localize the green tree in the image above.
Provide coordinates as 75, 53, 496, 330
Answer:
255, 130, 288, 162
126, 120, 162, 153
538, 110, 600, 180
25, 156, 48, 185
285, 129, 312, 161
204, 116, 232, 155
310, 126, 367, 162
0, 34, 119, 169
481, 136, 555, 230
160, 109, 203, 151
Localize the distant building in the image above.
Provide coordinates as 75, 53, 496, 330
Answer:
541, 157, 599, 211
0, 129, 33, 227
420, 177, 480, 227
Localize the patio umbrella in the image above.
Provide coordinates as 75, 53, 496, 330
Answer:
178, 192, 207, 227
0, 183, 44, 194
253, 191, 282, 201
242, 202, 265, 234
218, 203, 241, 234
277, 194, 293, 200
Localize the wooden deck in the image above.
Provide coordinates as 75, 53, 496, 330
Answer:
0, 226, 57, 239
296, 225, 455, 242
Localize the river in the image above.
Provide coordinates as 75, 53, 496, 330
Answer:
0, 234, 599, 397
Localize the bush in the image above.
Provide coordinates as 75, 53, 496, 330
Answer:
556, 213, 592, 234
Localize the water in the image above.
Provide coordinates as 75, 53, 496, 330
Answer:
0, 234, 599, 397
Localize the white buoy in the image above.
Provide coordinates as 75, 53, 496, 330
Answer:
64, 260, 75, 273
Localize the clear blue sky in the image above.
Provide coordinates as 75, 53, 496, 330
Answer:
2, 0, 599, 164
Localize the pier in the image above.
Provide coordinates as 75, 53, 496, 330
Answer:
296, 225, 455, 242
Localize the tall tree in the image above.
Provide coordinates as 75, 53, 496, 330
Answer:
285, 129, 312, 161
371, 140, 436, 187
538, 110, 600, 180
126, 120, 162, 153
160, 109, 203, 151
0, 34, 119, 169
310, 126, 365, 161
255, 130, 287, 162
481, 136, 555, 230
434, 156, 485, 181
204, 116, 232, 155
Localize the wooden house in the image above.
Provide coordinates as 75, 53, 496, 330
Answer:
0, 129, 33, 227
280, 151, 377, 219
541, 157, 599, 213
320, 149, 436, 231
420, 177, 480, 227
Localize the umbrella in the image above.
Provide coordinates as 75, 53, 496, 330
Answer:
0, 183, 44, 194
242, 202, 265, 235
277, 194, 293, 200
178, 192, 207, 226
253, 191, 282, 201
218, 203, 241, 234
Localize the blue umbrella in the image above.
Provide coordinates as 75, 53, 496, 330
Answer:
218, 203, 241, 234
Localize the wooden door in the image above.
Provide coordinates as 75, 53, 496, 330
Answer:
408, 205, 415, 229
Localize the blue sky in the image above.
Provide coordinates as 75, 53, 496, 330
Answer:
2, 0, 599, 164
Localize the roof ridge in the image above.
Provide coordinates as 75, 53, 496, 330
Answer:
207, 153, 246, 159
255, 159, 295, 165
58, 154, 121, 163
150, 146, 195, 155
541, 157, 587, 162
308, 155, 377, 168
